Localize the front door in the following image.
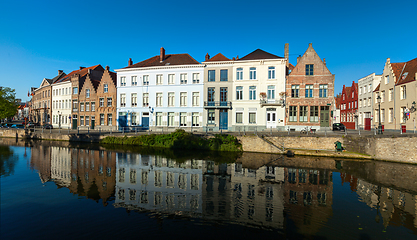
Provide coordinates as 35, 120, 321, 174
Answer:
72, 119, 77, 130
320, 106, 329, 127
118, 115, 127, 130
219, 110, 228, 130
141, 117, 149, 130
364, 118, 371, 130
266, 108, 276, 128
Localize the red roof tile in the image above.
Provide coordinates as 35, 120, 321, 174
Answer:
395, 57, 417, 86
204, 53, 231, 62
124, 54, 200, 69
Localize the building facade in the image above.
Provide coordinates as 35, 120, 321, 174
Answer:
286, 43, 335, 130
357, 73, 381, 130
30, 70, 66, 125
340, 81, 358, 130
374, 57, 417, 131
202, 53, 233, 131
96, 66, 118, 130
51, 76, 72, 129
115, 48, 204, 131
232, 49, 287, 131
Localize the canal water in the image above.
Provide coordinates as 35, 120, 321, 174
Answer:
1, 140, 417, 240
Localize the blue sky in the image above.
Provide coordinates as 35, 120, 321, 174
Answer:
1, 0, 416, 101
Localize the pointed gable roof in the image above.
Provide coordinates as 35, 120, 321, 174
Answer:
56, 65, 103, 84
395, 57, 417, 86
124, 53, 200, 69
204, 53, 231, 62
238, 49, 283, 61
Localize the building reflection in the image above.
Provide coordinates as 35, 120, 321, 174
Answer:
114, 153, 203, 216
356, 179, 417, 232
283, 167, 333, 235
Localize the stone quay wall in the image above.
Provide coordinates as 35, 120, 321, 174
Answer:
1, 128, 416, 163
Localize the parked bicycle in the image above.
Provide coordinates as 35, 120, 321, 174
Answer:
300, 126, 316, 134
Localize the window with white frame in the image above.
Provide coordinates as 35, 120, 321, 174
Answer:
156, 93, 163, 107
193, 73, 200, 83
368, 84, 371, 92
107, 114, 112, 126
389, 89, 393, 101
143, 75, 149, 85
381, 91, 385, 102
156, 112, 162, 126
180, 74, 187, 84
192, 112, 199, 126
208, 70, 215, 82
80, 103, 84, 111
368, 98, 371, 106
359, 99, 362, 108
236, 68, 243, 80
99, 98, 104, 107
291, 85, 299, 98
319, 85, 328, 98
86, 102, 90, 111
143, 93, 149, 107
180, 92, 187, 106
381, 109, 385, 123
289, 106, 297, 122
359, 87, 362, 95
100, 114, 105, 125
107, 98, 112, 107
385, 75, 389, 84
168, 112, 174, 126
120, 77, 126, 86
249, 67, 256, 79
131, 76, 137, 86
249, 112, 256, 124
310, 106, 319, 122
86, 89, 90, 98
168, 92, 175, 106
131, 93, 137, 107
236, 112, 243, 123
192, 92, 199, 106
207, 110, 215, 124
180, 112, 187, 126
400, 85, 406, 99
389, 108, 393, 122
249, 86, 256, 100
104, 84, 108, 93
120, 94, 126, 107
91, 102, 95, 111
305, 85, 313, 98
268, 66, 275, 79
168, 74, 175, 84
236, 86, 243, 100
299, 106, 308, 122
156, 75, 163, 85
267, 85, 275, 99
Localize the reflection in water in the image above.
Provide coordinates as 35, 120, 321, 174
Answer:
21, 142, 417, 238
0, 145, 18, 177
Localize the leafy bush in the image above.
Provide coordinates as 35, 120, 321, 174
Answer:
100, 130, 242, 152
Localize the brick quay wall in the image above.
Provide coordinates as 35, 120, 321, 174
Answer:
1, 129, 416, 164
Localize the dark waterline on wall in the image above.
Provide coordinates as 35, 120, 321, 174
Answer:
1, 139, 417, 240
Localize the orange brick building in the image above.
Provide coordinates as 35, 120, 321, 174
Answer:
286, 43, 335, 129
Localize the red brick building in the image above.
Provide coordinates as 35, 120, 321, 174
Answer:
286, 43, 335, 129
340, 81, 358, 129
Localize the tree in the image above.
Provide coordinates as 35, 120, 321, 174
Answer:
0, 87, 18, 120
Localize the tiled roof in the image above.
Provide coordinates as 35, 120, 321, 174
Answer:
238, 49, 283, 61
55, 65, 102, 83
335, 96, 342, 109
395, 57, 417, 86
391, 62, 406, 84
204, 53, 231, 62
124, 54, 200, 69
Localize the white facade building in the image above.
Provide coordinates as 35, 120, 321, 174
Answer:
357, 73, 381, 129
115, 48, 204, 131
51, 79, 72, 129
232, 49, 287, 131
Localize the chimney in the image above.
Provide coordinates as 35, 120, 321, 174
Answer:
80, 67, 85, 70
88, 69, 91, 74
160, 47, 165, 62
284, 43, 289, 67
205, 53, 210, 61
323, 58, 326, 66
232, 57, 235, 60
128, 58, 133, 66
236, 55, 239, 60
58, 70, 63, 74
309, 43, 313, 48
297, 55, 301, 64
105, 66, 110, 71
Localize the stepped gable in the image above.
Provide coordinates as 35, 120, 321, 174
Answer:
204, 53, 231, 62
124, 53, 200, 69
395, 57, 417, 86
238, 49, 283, 61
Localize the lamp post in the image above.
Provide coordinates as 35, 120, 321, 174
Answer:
377, 95, 383, 134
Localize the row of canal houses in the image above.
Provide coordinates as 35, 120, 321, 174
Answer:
338, 57, 417, 131
30, 43, 335, 131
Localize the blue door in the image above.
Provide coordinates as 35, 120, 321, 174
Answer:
141, 117, 149, 130
219, 110, 228, 130
118, 115, 127, 130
